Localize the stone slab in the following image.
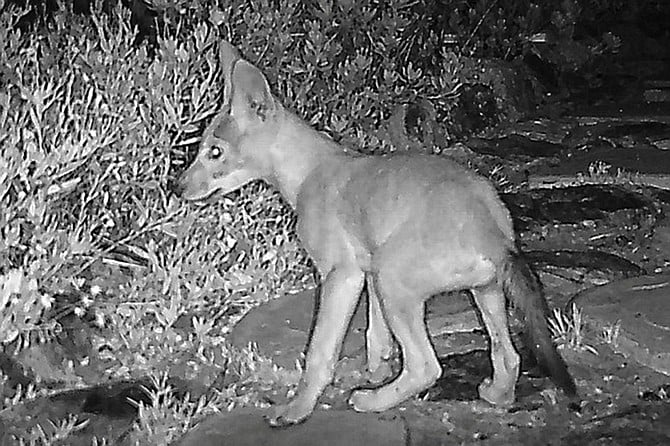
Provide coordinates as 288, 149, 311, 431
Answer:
644, 88, 670, 103
228, 289, 366, 369
529, 174, 670, 191
173, 409, 407, 446
535, 146, 670, 176
228, 289, 483, 369
570, 102, 670, 124
570, 274, 670, 375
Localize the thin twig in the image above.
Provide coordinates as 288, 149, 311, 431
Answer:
69, 208, 185, 278
460, 0, 499, 56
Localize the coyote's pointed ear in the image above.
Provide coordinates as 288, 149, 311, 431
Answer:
219, 41, 240, 106
230, 59, 276, 126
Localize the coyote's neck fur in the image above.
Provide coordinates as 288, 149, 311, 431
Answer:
267, 108, 342, 207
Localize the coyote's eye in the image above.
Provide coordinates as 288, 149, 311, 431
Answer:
209, 146, 224, 160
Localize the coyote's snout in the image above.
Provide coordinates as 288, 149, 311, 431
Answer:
177, 42, 577, 427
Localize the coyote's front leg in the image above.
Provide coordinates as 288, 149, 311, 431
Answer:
268, 266, 364, 426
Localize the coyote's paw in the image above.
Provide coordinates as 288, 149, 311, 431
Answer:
478, 377, 515, 407
349, 388, 392, 413
349, 388, 377, 412
266, 398, 315, 427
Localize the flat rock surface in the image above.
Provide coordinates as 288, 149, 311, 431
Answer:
228, 289, 366, 369
570, 273, 670, 375
570, 102, 670, 124
538, 146, 670, 176
228, 289, 485, 369
173, 409, 408, 446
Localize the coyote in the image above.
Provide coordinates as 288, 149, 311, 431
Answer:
176, 42, 576, 426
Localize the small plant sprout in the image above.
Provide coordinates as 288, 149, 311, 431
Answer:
584, 160, 634, 185
192, 315, 215, 341
599, 320, 621, 346
18, 415, 89, 446
588, 160, 613, 178
129, 373, 221, 445
489, 164, 511, 191
3, 382, 41, 409
548, 303, 598, 355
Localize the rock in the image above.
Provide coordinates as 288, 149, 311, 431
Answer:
0, 390, 136, 446
468, 134, 565, 159
526, 249, 643, 279
599, 122, 670, 140
228, 289, 486, 369
228, 289, 366, 369
501, 184, 658, 231
173, 409, 408, 446
570, 274, 670, 375
644, 89, 670, 103
0, 378, 206, 446
526, 249, 645, 307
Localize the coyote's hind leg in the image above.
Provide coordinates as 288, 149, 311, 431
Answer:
472, 283, 520, 407
350, 273, 441, 412
365, 275, 395, 384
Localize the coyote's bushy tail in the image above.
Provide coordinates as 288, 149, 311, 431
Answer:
501, 251, 577, 397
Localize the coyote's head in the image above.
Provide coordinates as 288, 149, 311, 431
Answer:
175, 42, 280, 201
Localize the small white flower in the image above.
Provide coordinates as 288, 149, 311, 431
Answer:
94, 311, 106, 328
40, 294, 54, 309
